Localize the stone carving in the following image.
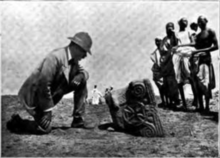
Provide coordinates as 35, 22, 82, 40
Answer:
105, 79, 165, 137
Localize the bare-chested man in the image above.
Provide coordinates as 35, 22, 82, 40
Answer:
177, 16, 219, 111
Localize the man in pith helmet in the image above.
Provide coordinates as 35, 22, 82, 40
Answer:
17, 32, 93, 134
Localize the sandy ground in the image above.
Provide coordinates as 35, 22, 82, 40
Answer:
1, 92, 219, 157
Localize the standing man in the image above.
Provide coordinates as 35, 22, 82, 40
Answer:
18, 32, 93, 134
91, 85, 102, 105
191, 16, 218, 111
176, 16, 218, 111
160, 22, 181, 109
150, 38, 166, 107
174, 17, 192, 84
177, 17, 191, 44
173, 17, 195, 109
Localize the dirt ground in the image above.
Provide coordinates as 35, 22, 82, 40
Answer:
1, 92, 219, 157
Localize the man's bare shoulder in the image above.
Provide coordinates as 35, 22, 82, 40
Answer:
207, 28, 216, 36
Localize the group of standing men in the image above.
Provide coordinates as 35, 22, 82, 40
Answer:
151, 16, 218, 111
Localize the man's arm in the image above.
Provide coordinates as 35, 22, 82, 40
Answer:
150, 49, 159, 64
172, 32, 180, 47
71, 65, 89, 87
177, 43, 196, 48
192, 29, 219, 55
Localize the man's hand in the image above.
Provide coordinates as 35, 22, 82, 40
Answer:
171, 46, 179, 52
72, 73, 84, 87
191, 50, 200, 57
71, 70, 89, 88
73, 79, 81, 86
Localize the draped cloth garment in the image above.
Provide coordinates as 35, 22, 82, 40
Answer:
195, 54, 216, 98
172, 46, 196, 84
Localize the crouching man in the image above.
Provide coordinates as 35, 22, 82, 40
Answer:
18, 32, 93, 134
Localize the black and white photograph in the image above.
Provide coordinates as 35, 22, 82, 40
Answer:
1, 1, 219, 157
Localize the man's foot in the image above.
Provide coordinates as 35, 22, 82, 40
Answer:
181, 106, 188, 112
71, 117, 84, 128
71, 117, 96, 129
158, 102, 166, 108
205, 107, 210, 112
175, 99, 181, 106
173, 105, 187, 112
192, 99, 198, 107
7, 113, 52, 134
7, 114, 23, 133
195, 108, 205, 112
187, 106, 196, 112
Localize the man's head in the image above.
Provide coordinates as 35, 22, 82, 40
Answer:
68, 32, 92, 61
166, 22, 175, 36
178, 17, 188, 30
155, 38, 162, 48
190, 22, 198, 32
94, 85, 97, 89
197, 16, 208, 30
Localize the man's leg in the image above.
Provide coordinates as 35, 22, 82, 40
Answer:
33, 90, 66, 134
33, 108, 52, 134
158, 89, 165, 105
178, 83, 187, 108
71, 81, 88, 127
205, 95, 210, 112
52, 91, 64, 105
189, 78, 198, 107
154, 80, 165, 107
19, 98, 52, 134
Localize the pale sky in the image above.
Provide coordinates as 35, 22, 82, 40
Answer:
1, 1, 219, 97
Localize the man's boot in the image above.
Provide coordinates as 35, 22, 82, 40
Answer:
71, 116, 84, 128
71, 116, 96, 129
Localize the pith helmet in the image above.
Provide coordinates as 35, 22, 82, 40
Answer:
68, 32, 92, 55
